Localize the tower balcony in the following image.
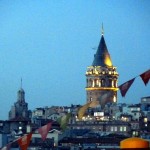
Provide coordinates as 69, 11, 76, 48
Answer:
85, 87, 119, 91
86, 66, 119, 77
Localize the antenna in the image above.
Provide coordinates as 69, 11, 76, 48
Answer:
21, 78, 22, 88
101, 23, 104, 35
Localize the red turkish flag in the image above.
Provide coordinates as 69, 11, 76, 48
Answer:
17, 133, 32, 150
119, 78, 135, 97
38, 122, 52, 141
140, 69, 150, 85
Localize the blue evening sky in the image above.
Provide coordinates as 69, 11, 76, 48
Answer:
0, 1, 150, 120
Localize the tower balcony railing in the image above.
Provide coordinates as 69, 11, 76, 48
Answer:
85, 87, 119, 91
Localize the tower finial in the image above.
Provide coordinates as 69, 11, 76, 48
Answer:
101, 23, 104, 35
21, 78, 22, 88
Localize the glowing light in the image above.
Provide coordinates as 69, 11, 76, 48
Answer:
85, 87, 119, 91
113, 95, 117, 102
105, 55, 112, 67
144, 118, 147, 123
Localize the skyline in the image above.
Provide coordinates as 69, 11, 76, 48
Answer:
0, 1, 150, 120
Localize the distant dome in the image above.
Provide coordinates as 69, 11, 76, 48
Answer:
120, 137, 149, 148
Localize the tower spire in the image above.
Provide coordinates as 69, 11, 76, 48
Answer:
21, 78, 22, 89
92, 27, 112, 67
101, 23, 104, 35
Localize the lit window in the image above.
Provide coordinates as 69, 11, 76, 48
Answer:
90, 97, 92, 101
120, 126, 123, 131
99, 80, 101, 87
123, 126, 126, 131
112, 80, 114, 87
92, 80, 95, 87
113, 96, 117, 102
111, 127, 113, 131
96, 79, 99, 86
144, 118, 147, 123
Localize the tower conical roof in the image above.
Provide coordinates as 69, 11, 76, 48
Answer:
92, 35, 113, 67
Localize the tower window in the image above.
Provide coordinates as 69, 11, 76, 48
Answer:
90, 97, 92, 101
89, 79, 92, 87
114, 80, 117, 87
86, 79, 88, 87
113, 95, 117, 102
112, 80, 114, 87
92, 80, 95, 87
99, 80, 101, 87
101, 79, 105, 87
109, 79, 112, 87
95, 79, 99, 87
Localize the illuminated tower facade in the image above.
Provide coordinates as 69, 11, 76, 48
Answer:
85, 29, 119, 108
